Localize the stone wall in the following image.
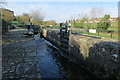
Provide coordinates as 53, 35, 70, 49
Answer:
41, 29, 120, 78
41, 29, 60, 47
69, 35, 120, 78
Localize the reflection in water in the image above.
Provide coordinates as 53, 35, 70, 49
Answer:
48, 45, 97, 79
36, 37, 97, 79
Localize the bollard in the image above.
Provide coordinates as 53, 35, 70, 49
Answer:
108, 30, 114, 38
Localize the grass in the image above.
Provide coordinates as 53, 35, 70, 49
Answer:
71, 21, 118, 30
111, 22, 118, 26
107, 28, 118, 31
72, 30, 118, 39
71, 23, 97, 29
42, 25, 60, 29
42, 24, 119, 40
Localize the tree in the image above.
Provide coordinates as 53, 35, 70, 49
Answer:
90, 7, 104, 18
43, 20, 56, 26
0, 8, 15, 23
97, 14, 110, 30
16, 16, 23, 24
101, 15, 110, 22
16, 13, 31, 25
79, 18, 88, 28
30, 9, 45, 25
21, 13, 31, 24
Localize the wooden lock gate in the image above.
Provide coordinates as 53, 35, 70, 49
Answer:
60, 23, 71, 54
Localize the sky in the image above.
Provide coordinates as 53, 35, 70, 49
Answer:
1, 0, 119, 23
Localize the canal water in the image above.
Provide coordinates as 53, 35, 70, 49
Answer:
34, 35, 97, 79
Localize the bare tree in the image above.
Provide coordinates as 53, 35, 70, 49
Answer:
30, 8, 45, 22
89, 7, 104, 18
76, 12, 89, 20
69, 12, 89, 20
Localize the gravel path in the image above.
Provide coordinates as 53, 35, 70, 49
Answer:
2, 29, 41, 79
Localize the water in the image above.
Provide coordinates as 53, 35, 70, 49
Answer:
35, 35, 97, 79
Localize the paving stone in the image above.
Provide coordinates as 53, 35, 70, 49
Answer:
2, 67, 10, 73
26, 52, 36, 57
9, 66, 16, 73
0, 73, 2, 80
25, 57, 38, 62
2, 29, 41, 79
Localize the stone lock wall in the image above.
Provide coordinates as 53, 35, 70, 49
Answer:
41, 29, 60, 47
69, 35, 120, 78
41, 29, 120, 78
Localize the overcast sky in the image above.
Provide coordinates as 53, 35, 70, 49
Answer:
1, 0, 119, 22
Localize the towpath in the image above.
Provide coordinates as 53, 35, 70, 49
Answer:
2, 29, 96, 79
2, 29, 41, 79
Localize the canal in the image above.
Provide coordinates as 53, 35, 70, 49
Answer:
34, 35, 97, 79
